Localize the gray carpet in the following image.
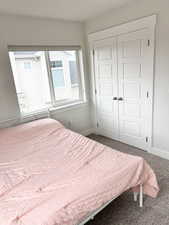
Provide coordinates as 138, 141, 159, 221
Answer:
86, 134, 169, 225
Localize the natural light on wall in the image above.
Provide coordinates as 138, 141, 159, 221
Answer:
8, 47, 85, 116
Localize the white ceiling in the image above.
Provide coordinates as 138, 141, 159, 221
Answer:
0, 0, 135, 22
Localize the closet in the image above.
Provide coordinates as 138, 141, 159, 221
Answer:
89, 16, 156, 150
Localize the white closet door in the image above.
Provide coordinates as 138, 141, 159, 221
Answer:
117, 29, 153, 149
94, 38, 118, 139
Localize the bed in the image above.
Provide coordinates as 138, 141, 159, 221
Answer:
0, 118, 159, 225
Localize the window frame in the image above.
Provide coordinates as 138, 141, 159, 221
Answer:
8, 46, 86, 117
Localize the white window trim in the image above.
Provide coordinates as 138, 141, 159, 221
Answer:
9, 47, 86, 119
20, 100, 88, 121
45, 51, 56, 105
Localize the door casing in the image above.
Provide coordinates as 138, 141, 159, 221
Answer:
88, 15, 156, 151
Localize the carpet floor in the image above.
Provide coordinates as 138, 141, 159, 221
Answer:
86, 134, 169, 225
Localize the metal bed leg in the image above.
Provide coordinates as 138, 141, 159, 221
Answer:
139, 184, 143, 207
134, 192, 138, 202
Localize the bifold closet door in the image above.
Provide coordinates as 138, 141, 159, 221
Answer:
94, 38, 119, 139
117, 29, 153, 149
93, 29, 153, 149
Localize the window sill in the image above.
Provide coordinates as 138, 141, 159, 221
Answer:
20, 101, 88, 121
20, 109, 49, 123
49, 100, 88, 113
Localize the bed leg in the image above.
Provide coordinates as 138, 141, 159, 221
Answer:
134, 192, 138, 202
139, 184, 143, 207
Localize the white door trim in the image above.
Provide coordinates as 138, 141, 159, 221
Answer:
88, 15, 157, 42
149, 147, 169, 161
88, 15, 157, 151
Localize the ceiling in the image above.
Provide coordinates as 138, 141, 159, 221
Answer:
0, 0, 135, 22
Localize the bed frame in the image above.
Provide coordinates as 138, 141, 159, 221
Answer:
78, 184, 143, 225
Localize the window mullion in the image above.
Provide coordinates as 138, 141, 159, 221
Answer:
45, 51, 56, 106
76, 50, 83, 100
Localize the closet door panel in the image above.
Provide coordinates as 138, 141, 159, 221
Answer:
94, 38, 118, 138
118, 29, 152, 149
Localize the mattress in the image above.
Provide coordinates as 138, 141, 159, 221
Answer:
0, 119, 159, 225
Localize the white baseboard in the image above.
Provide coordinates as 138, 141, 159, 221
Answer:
0, 115, 46, 128
149, 147, 169, 160
80, 128, 95, 136
83, 129, 169, 161
0, 118, 95, 138
0, 117, 19, 128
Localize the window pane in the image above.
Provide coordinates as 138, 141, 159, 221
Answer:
52, 69, 65, 87
50, 60, 63, 68
49, 51, 80, 102
24, 62, 32, 70
69, 61, 78, 85
9, 51, 51, 115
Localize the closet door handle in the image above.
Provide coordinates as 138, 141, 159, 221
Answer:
118, 97, 123, 101
113, 97, 118, 100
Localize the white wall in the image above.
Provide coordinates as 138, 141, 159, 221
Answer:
85, 0, 169, 152
0, 14, 91, 134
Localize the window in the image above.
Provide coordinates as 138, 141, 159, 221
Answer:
9, 47, 85, 116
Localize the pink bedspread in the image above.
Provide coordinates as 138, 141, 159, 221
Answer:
0, 119, 159, 225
